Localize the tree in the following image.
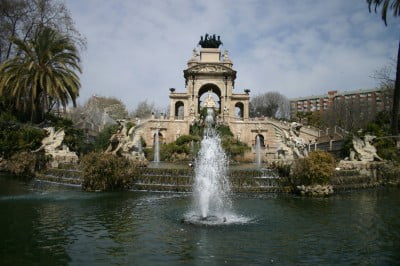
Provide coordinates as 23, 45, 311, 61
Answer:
294, 111, 324, 128
367, 0, 400, 135
371, 61, 396, 91
0, 0, 85, 63
67, 96, 127, 135
131, 100, 159, 119
0, 26, 81, 122
320, 88, 391, 131
84, 96, 128, 121
249, 91, 290, 119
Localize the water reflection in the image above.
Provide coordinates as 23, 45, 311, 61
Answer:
0, 176, 400, 265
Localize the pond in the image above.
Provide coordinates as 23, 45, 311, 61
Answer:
0, 174, 399, 265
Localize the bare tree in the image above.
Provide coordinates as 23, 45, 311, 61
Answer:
371, 60, 396, 90
66, 96, 127, 135
322, 98, 361, 131
84, 96, 128, 120
0, 0, 86, 62
321, 87, 392, 131
250, 91, 290, 119
130, 100, 159, 119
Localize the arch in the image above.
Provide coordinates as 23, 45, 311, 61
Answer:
234, 102, 244, 120
175, 101, 184, 120
255, 134, 265, 147
198, 83, 222, 114
153, 131, 163, 144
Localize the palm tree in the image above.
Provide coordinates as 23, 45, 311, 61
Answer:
367, 0, 400, 135
0, 26, 81, 122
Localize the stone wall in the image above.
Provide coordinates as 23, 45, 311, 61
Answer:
35, 161, 400, 193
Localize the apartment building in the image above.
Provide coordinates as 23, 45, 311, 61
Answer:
290, 88, 391, 118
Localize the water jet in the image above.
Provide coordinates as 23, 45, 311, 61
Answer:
184, 108, 248, 225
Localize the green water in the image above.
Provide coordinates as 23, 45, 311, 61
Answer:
0, 175, 399, 265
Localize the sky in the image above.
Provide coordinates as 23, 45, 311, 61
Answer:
67, 0, 398, 111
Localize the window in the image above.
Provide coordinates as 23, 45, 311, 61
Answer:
174, 101, 184, 119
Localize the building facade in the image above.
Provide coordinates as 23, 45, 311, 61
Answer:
290, 88, 391, 118
137, 38, 319, 161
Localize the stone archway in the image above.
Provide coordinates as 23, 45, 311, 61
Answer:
235, 102, 244, 120
174, 101, 184, 120
198, 83, 222, 114
255, 134, 265, 147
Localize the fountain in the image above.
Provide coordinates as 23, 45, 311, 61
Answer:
184, 108, 248, 225
255, 135, 262, 168
153, 129, 160, 163
137, 138, 143, 154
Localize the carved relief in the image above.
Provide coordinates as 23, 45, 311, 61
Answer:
185, 64, 235, 76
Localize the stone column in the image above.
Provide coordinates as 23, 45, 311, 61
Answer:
244, 101, 249, 121
169, 101, 175, 120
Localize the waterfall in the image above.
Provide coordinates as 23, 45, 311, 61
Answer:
255, 135, 261, 168
137, 138, 143, 154
154, 129, 160, 163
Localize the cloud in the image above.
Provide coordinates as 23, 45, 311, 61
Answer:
67, 0, 398, 111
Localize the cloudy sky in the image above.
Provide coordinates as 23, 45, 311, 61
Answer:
67, 0, 398, 111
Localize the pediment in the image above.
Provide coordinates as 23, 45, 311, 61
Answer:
184, 63, 236, 76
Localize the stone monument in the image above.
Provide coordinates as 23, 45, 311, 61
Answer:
34, 127, 79, 168
105, 119, 147, 165
338, 134, 383, 170
275, 122, 308, 160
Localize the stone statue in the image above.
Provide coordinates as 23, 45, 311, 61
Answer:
223, 50, 230, 61
256, 123, 262, 132
223, 105, 229, 114
34, 127, 78, 167
274, 122, 308, 160
198, 34, 223, 48
203, 91, 217, 108
237, 130, 241, 141
191, 48, 198, 60
35, 127, 64, 153
349, 135, 383, 162
190, 102, 195, 115
105, 119, 126, 155
105, 119, 147, 164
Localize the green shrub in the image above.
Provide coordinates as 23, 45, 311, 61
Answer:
290, 151, 336, 185
374, 138, 399, 161
5, 151, 48, 179
0, 120, 46, 158
175, 135, 200, 146
217, 124, 233, 137
80, 152, 138, 191
143, 147, 154, 161
269, 161, 292, 177
144, 134, 200, 162
377, 162, 400, 185
190, 122, 203, 137
160, 143, 190, 161
221, 136, 250, 158
92, 124, 120, 151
